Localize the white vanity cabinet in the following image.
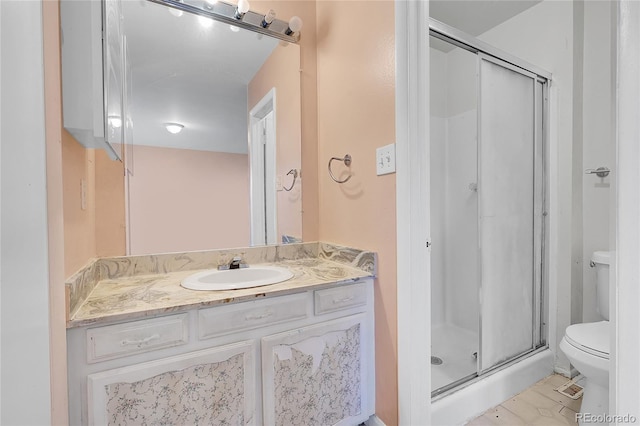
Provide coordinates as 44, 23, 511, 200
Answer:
67, 279, 375, 426
60, 0, 125, 160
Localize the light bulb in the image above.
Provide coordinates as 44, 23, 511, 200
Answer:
165, 123, 184, 134
285, 16, 303, 35
261, 9, 276, 28
234, 0, 250, 19
198, 15, 213, 28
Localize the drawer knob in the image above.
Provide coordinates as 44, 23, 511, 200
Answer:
120, 334, 160, 347
244, 310, 274, 321
333, 296, 354, 304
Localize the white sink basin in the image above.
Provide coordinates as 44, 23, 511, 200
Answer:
181, 266, 294, 291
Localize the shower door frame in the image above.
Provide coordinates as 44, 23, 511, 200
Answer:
429, 19, 551, 398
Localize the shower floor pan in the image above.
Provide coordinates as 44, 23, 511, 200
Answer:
431, 323, 478, 392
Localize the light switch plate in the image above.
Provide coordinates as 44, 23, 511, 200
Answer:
376, 143, 396, 175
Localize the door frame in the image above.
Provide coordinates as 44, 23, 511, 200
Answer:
249, 88, 277, 246
396, 5, 554, 423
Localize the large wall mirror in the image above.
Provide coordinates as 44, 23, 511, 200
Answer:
121, 0, 302, 255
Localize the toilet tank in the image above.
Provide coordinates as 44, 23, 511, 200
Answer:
592, 251, 611, 320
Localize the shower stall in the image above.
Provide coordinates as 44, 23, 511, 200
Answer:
429, 20, 549, 397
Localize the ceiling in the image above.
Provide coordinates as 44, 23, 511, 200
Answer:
122, 0, 280, 153
430, 0, 542, 52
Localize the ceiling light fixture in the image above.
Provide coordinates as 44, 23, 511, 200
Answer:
165, 123, 184, 134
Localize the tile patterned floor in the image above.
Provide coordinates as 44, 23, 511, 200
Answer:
466, 374, 583, 425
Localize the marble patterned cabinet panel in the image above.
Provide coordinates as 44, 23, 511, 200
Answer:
88, 341, 256, 425
261, 314, 374, 426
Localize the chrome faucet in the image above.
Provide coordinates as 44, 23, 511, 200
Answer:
218, 256, 247, 270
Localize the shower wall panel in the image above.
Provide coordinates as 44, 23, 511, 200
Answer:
444, 110, 478, 333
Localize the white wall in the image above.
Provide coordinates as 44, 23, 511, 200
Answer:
477, 0, 575, 374
0, 1, 53, 423
581, 0, 613, 323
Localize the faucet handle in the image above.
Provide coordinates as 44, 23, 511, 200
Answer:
229, 256, 247, 270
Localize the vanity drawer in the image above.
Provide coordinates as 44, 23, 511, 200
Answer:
198, 293, 308, 340
314, 283, 368, 315
86, 313, 189, 363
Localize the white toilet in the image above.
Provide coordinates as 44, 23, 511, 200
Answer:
560, 251, 611, 423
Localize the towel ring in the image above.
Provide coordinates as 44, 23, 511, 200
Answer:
328, 154, 352, 183
283, 169, 298, 191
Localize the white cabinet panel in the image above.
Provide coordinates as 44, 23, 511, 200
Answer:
314, 282, 367, 315
86, 313, 188, 363
199, 293, 308, 340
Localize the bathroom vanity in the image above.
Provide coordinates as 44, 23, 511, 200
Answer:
66, 243, 376, 425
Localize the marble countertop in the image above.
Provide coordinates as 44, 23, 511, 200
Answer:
68, 257, 373, 328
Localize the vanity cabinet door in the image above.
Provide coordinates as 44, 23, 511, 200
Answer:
261, 314, 374, 426
87, 341, 257, 425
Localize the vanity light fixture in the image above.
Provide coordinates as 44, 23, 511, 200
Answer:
165, 123, 184, 134
234, 0, 250, 19
150, 0, 301, 42
285, 16, 303, 36
261, 9, 276, 28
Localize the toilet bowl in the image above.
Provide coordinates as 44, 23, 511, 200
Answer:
560, 251, 611, 425
560, 321, 609, 420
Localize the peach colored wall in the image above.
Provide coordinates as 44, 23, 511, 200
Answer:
62, 129, 97, 277
249, 43, 303, 241
42, 1, 69, 423
315, 1, 397, 424
95, 149, 126, 257
128, 145, 250, 255
251, 0, 318, 242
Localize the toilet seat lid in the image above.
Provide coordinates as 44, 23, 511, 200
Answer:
565, 321, 609, 359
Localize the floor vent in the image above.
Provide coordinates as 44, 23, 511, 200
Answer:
556, 380, 584, 400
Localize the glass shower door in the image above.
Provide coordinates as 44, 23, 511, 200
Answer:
429, 35, 480, 395
477, 54, 544, 372
430, 32, 546, 397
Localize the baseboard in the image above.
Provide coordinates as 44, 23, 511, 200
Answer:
365, 414, 387, 426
